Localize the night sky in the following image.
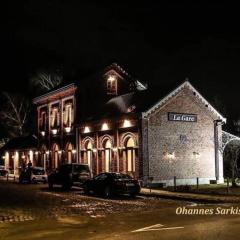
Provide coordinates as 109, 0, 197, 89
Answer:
2, 2, 240, 130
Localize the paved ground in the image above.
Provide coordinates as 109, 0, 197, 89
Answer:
0, 182, 240, 240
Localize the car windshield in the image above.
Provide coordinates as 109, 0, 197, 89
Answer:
112, 173, 133, 179
32, 168, 45, 175
73, 165, 90, 173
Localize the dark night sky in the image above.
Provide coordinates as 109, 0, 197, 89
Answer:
2, 1, 240, 128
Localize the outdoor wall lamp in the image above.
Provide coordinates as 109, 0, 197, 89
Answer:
41, 131, 45, 136
52, 129, 58, 135
112, 147, 118, 152
101, 123, 109, 131
83, 126, 90, 133
72, 149, 76, 154
65, 127, 71, 133
123, 119, 131, 128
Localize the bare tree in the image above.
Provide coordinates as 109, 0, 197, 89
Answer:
0, 93, 30, 137
30, 69, 63, 91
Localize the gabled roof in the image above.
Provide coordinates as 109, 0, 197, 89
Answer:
142, 80, 226, 122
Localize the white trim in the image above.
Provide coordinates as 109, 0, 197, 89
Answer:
136, 80, 147, 90
142, 81, 226, 122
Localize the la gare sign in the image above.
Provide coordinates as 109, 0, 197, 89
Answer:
168, 112, 197, 122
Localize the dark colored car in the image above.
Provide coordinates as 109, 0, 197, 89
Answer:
48, 163, 91, 190
83, 172, 141, 198
19, 167, 47, 183
0, 169, 8, 177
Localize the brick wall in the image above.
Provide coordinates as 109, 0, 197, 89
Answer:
144, 86, 222, 185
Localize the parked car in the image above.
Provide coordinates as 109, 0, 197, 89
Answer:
48, 163, 91, 190
0, 166, 8, 177
19, 167, 47, 183
82, 172, 141, 198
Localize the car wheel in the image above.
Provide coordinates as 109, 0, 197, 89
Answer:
62, 183, 71, 191
83, 185, 90, 195
48, 182, 53, 190
104, 186, 111, 198
130, 193, 137, 198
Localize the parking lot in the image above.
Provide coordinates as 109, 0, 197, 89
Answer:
0, 182, 240, 240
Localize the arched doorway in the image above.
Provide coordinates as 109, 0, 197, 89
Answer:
66, 143, 73, 164
52, 144, 60, 169
104, 140, 112, 172
86, 141, 93, 171
223, 139, 240, 186
125, 137, 135, 172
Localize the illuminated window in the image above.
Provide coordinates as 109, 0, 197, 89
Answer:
64, 104, 73, 127
40, 111, 47, 131
107, 75, 117, 95
126, 137, 135, 172
104, 140, 112, 172
51, 108, 59, 128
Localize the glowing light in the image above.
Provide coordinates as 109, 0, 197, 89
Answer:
108, 75, 116, 82
29, 150, 33, 161
41, 131, 45, 136
167, 152, 175, 159
2, 156, 5, 159
21, 155, 26, 159
123, 119, 131, 128
52, 129, 58, 135
193, 152, 200, 157
65, 127, 71, 133
72, 149, 76, 154
92, 148, 97, 153
112, 147, 118, 152
46, 151, 50, 155
84, 126, 90, 133
35, 151, 39, 155
101, 123, 109, 131
58, 150, 62, 154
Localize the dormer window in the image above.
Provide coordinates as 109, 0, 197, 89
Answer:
107, 75, 117, 95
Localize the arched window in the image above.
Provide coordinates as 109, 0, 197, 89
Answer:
66, 143, 73, 164
64, 104, 73, 127
40, 145, 47, 170
86, 141, 93, 170
126, 137, 135, 172
104, 140, 112, 172
52, 144, 60, 169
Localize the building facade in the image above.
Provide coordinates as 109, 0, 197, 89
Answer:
1, 63, 226, 186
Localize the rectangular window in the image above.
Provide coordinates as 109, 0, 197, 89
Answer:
107, 76, 117, 95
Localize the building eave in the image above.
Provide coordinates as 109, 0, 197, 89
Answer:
33, 83, 77, 104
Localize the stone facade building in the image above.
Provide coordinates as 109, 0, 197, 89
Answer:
1, 63, 226, 185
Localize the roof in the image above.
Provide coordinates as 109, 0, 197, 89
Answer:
33, 83, 76, 104
91, 80, 226, 122
0, 135, 38, 153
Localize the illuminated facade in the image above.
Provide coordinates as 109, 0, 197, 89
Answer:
1, 63, 226, 185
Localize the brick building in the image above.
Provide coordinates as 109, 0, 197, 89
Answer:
1, 63, 226, 185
